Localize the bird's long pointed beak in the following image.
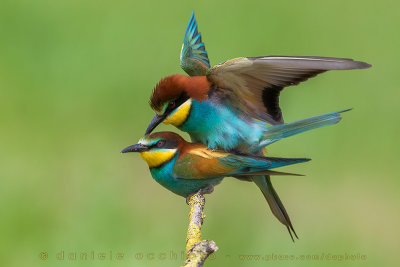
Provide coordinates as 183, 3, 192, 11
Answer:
145, 113, 166, 135
120, 143, 148, 153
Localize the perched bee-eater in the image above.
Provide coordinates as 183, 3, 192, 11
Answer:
143, 12, 371, 239
121, 132, 310, 198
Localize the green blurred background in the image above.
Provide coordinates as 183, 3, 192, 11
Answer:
1, 0, 399, 266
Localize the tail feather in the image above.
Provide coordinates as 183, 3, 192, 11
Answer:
244, 169, 304, 176
252, 175, 298, 241
223, 153, 311, 174
258, 109, 351, 149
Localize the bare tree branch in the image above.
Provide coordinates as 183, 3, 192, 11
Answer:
183, 192, 218, 267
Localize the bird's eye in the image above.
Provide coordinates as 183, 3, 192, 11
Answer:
168, 101, 176, 109
156, 140, 164, 147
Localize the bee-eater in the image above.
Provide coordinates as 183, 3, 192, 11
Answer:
143, 12, 371, 239
121, 132, 310, 198
145, 12, 370, 145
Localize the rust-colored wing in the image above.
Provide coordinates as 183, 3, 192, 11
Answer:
172, 146, 310, 179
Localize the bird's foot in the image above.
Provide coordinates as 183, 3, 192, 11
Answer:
186, 185, 214, 204
201, 184, 214, 195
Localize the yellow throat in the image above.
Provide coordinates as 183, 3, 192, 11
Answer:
163, 99, 192, 127
139, 149, 177, 168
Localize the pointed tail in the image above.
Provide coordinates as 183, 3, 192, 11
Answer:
252, 175, 298, 241
227, 154, 310, 173
257, 109, 351, 149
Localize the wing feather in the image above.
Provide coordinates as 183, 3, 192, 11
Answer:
172, 146, 310, 179
173, 148, 232, 179
180, 12, 210, 76
207, 56, 371, 124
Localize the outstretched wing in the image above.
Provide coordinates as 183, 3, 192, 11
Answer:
172, 147, 309, 179
207, 56, 371, 124
180, 11, 210, 76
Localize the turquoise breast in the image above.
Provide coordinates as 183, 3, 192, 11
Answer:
179, 99, 263, 151
150, 155, 223, 197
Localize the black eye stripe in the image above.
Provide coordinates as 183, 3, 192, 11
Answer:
150, 139, 178, 149
156, 140, 164, 147
165, 92, 189, 114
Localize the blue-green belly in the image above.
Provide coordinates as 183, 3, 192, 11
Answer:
150, 158, 223, 197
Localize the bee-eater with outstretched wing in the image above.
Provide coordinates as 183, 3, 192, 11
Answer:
145, 12, 369, 151
143, 12, 371, 239
121, 132, 310, 198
